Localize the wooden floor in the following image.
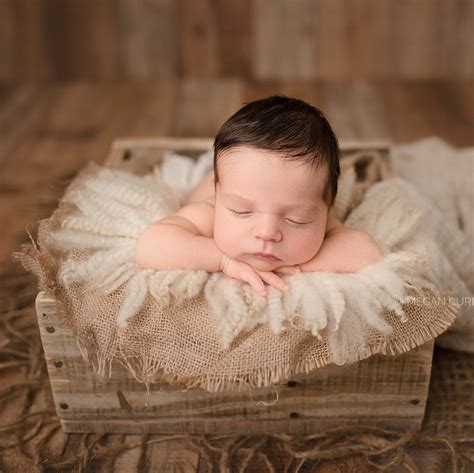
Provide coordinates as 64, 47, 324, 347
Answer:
0, 79, 473, 471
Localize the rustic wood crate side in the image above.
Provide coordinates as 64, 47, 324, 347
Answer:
36, 290, 433, 434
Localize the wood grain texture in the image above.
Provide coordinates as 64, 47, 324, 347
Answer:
119, 0, 179, 79
0, 1, 13, 82
0, 81, 178, 263
318, 80, 391, 140
253, 0, 317, 80
36, 290, 434, 434
179, 0, 220, 77
1, 0, 473, 82
171, 78, 243, 136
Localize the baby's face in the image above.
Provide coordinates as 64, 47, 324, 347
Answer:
213, 146, 330, 271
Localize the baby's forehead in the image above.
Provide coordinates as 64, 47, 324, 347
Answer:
219, 171, 326, 210
218, 145, 327, 186
219, 147, 325, 172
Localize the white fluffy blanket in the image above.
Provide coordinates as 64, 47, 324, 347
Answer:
390, 137, 474, 353
46, 139, 471, 353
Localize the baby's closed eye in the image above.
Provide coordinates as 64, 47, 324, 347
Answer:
228, 209, 310, 227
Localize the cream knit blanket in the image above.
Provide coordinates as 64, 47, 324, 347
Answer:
390, 137, 474, 353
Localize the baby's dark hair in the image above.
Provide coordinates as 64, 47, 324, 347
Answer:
213, 95, 341, 207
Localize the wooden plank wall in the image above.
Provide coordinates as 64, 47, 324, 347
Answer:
1, 0, 472, 83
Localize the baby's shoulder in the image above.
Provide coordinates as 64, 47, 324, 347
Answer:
204, 195, 215, 206
173, 198, 215, 238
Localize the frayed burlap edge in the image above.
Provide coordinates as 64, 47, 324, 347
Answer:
108, 290, 458, 396
12, 232, 459, 396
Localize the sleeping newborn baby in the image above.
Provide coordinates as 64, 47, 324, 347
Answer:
135, 95, 383, 297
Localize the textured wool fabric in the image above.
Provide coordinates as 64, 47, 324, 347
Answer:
13, 150, 459, 393
390, 137, 474, 353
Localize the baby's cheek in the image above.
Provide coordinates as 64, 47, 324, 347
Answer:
289, 232, 325, 263
213, 220, 241, 259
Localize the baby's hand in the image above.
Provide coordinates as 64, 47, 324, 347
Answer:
274, 265, 301, 276
220, 255, 291, 297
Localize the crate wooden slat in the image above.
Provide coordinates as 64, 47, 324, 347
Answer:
36, 292, 433, 434
35, 136, 434, 434
105, 136, 393, 173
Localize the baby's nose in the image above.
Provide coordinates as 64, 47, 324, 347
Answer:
253, 216, 282, 241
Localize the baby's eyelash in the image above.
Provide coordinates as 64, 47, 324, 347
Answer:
229, 210, 252, 219
229, 210, 249, 215
229, 209, 308, 227
286, 220, 307, 227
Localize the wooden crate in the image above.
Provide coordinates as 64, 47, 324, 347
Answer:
35, 137, 434, 434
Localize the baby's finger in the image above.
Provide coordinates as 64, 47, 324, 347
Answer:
245, 271, 267, 297
252, 281, 267, 297
257, 270, 289, 293
225, 277, 241, 286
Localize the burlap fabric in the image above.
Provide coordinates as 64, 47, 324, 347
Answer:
13, 150, 459, 394
1, 262, 473, 472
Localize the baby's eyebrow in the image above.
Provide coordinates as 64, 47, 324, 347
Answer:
222, 193, 319, 212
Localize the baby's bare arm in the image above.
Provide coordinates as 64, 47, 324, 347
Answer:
134, 200, 292, 295
300, 226, 383, 273
184, 170, 215, 205
134, 201, 222, 272
135, 220, 224, 272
